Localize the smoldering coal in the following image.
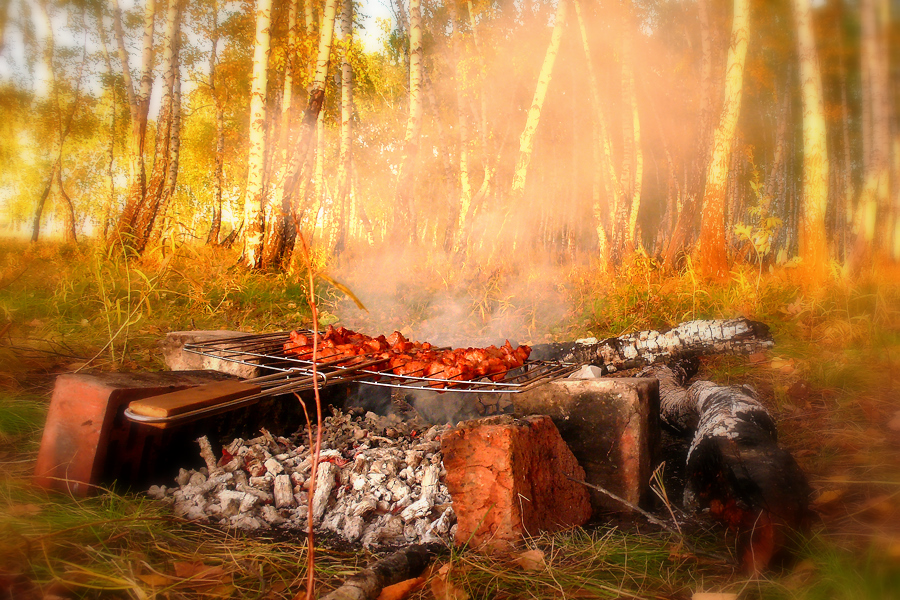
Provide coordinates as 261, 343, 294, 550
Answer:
148, 410, 456, 549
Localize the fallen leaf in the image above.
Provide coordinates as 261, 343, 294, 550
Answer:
7, 503, 42, 517
429, 563, 469, 600
748, 352, 767, 364
137, 573, 176, 587
513, 549, 545, 572
692, 593, 738, 600
172, 562, 230, 589
812, 489, 845, 508
376, 574, 427, 600
888, 411, 900, 432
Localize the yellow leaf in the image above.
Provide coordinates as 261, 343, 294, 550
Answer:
429, 563, 469, 600
693, 593, 738, 600
513, 549, 545, 571
812, 489, 845, 507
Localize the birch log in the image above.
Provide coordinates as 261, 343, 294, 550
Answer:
649, 364, 811, 574
320, 544, 432, 600
531, 317, 773, 372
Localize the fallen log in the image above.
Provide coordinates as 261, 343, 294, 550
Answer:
648, 364, 811, 574
320, 544, 433, 600
531, 318, 773, 373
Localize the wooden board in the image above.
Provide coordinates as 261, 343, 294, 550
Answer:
127, 380, 262, 418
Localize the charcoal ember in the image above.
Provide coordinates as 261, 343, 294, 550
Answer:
274, 474, 294, 508
312, 462, 339, 522
152, 409, 456, 549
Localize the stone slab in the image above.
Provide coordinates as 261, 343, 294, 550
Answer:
161, 330, 258, 378
441, 414, 592, 551
510, 377, 659, 515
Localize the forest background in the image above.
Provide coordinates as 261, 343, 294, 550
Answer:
1, 0, 900, 597
0, 0, 896, 283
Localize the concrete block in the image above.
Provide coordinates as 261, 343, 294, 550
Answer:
510, 377, 659, 515
441, 415, 592, 551
161, 330, 258, 379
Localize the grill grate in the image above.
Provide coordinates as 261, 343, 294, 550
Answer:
183, 330, 580, 393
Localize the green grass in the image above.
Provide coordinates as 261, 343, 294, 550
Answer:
1, 239, 898, 598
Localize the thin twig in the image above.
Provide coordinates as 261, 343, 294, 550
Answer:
297, 231, 323, 600
566, 476, 733, 564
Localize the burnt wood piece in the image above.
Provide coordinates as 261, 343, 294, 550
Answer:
530, 318, 773, 373
650, 365, 811, 574
320, 544, 433, 600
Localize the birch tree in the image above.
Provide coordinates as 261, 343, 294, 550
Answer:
333, 0, 353, 253
206, 0, 225, 245
851, 0, 891, 268
699, 0, 750, 280
243, 0, 273, 268
110, 0, 157, 247
394, 0, 423, 241
791, 0, 829, 281
283, 0, 338, 261
133, 0, 182, 253
261, 0, 300, 267
510, 0, 567, 199
30, 0, 85, 243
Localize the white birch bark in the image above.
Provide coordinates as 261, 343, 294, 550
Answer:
510, 0, 567, 197
244, 0, 274, 268
394, 0, 424, 238
699, 0, 750, 280
791, 0, 829, 279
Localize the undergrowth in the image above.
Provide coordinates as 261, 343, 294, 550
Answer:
0, 239, 898, 599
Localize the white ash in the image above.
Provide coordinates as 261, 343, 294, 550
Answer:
151, 410, 456, 549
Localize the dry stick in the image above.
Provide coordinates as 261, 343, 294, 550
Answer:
296, 231, 323, 600
566, 476, 732, 564
319, 544, 432, 600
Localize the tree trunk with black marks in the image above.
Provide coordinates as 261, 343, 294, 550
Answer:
531, 318, 773, 373
648, 364, 811, 574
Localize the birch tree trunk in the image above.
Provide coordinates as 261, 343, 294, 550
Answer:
244, 0, 274, 268
510, 0, 567, 199
284, 0, 338, 257
111, 0, 156, 247
791, 0, 829, 282
621, 23, 643, 252
573, 0, 615, 265
31, 0, 85, 243
851, 0, 891, 270
699, 0, 750, 280
207, 0, 224, 245
133, 0, 182, 253
394, 0, 423, 242
448, 0, 471, 250
334, 0, 353, 254
261, 0, 301, 267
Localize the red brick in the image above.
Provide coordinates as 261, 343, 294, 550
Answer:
511, 377, 660, 515
441, 415, 592, 552
33, 371, 232, 496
